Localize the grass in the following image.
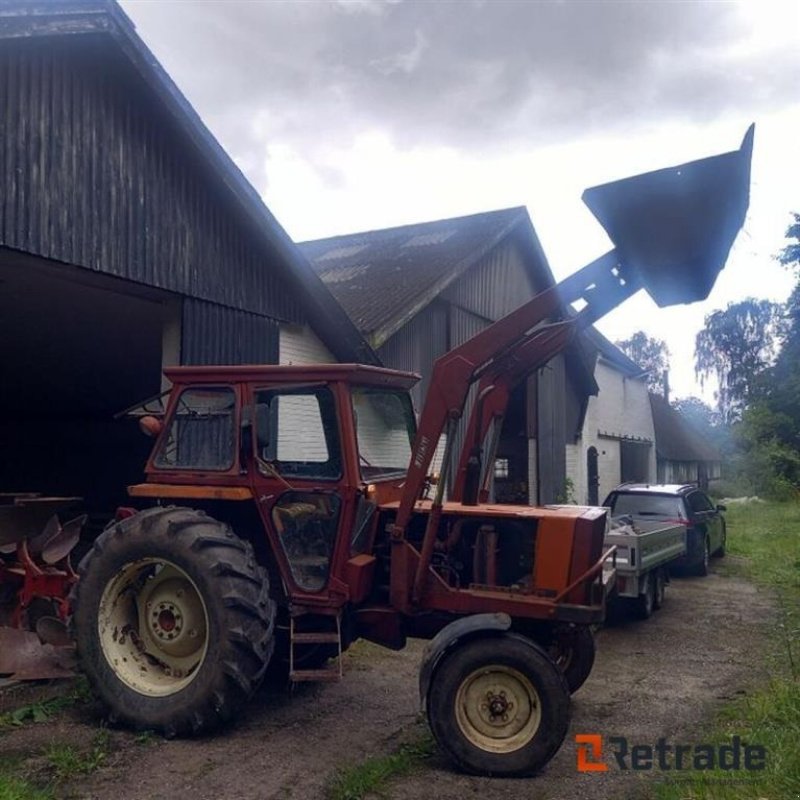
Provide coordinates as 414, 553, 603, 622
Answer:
326, 729, 435, 800
0, 774, 51, 800
45, 730, 112, 781
655, 500, 800, 800
0, 678, 91, 730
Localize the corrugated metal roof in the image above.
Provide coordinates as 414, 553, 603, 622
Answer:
299, 208, 531, 346
649, 393, 721, 462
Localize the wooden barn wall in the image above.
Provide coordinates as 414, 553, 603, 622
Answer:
441, 238, 539, 322
537, 354, 567, 504
182, 299, 279, 366
0, 37, 303, 328
378, 299, 448, 412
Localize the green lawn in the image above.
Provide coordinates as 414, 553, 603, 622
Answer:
655, 500, 800, 800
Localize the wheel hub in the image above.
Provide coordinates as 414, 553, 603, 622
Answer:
455, 666, 542, 753
98, 559, 209, 697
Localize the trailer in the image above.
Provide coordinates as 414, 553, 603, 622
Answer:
605, 517, 686, 619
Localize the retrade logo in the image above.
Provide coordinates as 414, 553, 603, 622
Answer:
575, 734, 767, 773
575, 734, 609, 772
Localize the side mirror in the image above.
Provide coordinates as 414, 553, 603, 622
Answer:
139, 415, 163, 438
716, 504, 727, 512
240, 410, 254, 471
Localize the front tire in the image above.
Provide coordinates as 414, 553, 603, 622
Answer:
426, 633, 570, 777
72, 507, 276, 736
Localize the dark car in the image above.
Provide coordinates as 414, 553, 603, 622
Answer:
602, 484, 727, 576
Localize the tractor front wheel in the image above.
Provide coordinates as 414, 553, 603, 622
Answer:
72, 507, 275, 736
426, 633, 570, 777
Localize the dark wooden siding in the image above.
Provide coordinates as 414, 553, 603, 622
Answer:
0, 36, 302, 326
181, 299, 279, 366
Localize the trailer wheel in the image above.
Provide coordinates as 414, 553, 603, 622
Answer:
634, 574, 655, 620
72, 507, 275, 736
653, 569, 666, 610
426, 633, 570, 777
549, 625, 595, 694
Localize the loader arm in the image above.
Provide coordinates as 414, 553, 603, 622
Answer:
392, 125, 754, 607
395, 248, 637, 532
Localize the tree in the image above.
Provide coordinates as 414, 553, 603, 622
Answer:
777, 211, 800, 271
671, 396, 721, 430
694, 298, 784, 424
614, 331, 670, 394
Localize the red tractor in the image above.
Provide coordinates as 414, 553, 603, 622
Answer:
72, 128, 753, 776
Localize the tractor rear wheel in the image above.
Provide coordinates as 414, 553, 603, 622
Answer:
72, 507, 275, 736
426, 633, 570, 777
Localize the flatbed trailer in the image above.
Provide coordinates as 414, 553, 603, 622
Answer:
605, 518, 686, 619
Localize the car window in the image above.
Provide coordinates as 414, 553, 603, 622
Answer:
687, 491, 714, 513
608, 493, 685, 519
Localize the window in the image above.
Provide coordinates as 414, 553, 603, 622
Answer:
353, 388, 415, 480
494, 458, 510, 479
154, 387, 236, 471
687, 491, 714, 513
608, 493, 684, 519
254, 387, 341, 479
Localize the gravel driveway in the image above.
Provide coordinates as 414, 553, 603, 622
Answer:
0, 561, 774, 800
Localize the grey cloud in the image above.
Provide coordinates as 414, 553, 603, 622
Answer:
121, 0, 799, 183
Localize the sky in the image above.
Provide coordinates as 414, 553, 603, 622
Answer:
121, 0, 800, 403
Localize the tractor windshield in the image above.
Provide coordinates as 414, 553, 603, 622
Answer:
352, 388, 415, 480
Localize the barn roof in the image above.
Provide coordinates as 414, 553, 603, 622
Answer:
0, 0, 377, 365
649, 393, 722, 463
299, 207, 546, 347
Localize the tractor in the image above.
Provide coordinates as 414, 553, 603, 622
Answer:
72, 127, 753, 776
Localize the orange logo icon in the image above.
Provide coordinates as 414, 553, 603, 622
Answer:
576, 734, 609, 772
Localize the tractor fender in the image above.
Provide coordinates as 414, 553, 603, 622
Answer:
418, 613, 512, 712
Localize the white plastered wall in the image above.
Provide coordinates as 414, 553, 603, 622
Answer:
568, 358, 657, 505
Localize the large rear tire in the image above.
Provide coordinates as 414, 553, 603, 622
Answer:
426, 633, 570, 777
72, 507, 275, 736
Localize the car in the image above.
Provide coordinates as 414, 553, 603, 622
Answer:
602, 484, 727, 577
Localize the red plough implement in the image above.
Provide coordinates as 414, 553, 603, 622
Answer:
0, 495, 85, 680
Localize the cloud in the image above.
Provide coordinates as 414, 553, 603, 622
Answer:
121, 0, 799, 189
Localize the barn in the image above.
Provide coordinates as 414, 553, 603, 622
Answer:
0, 1, 374, 517
300, 208, 598, 504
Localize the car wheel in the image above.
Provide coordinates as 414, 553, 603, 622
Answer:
692, 535, 710, 577
712, 521, 727, 558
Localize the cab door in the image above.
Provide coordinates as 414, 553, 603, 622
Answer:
246, 384, 348, 598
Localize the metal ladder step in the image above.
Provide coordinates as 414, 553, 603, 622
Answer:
289, 611, 343, 683
290, 667, 342, 683
291, 632, 341, 644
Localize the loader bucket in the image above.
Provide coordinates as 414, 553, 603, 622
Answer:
582, 125, 754, 307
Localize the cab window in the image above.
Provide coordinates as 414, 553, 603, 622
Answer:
253, 387, 341, 480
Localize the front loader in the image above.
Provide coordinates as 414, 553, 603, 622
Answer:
72, 126, 753, 776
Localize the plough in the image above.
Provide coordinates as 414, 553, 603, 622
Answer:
0, 494, 85, 680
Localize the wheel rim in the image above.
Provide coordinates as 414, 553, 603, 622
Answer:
98, 558, 209, 697
455, 665, 542, 753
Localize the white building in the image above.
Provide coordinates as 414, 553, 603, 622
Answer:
567, 330, 657, 505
